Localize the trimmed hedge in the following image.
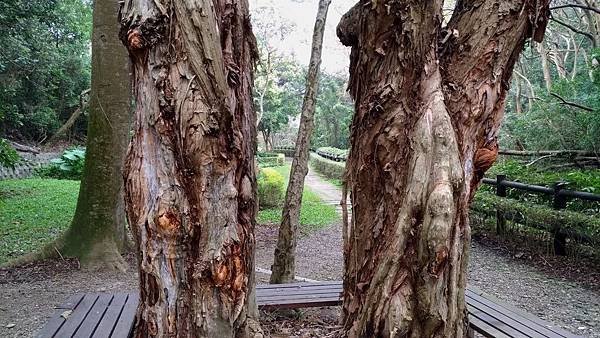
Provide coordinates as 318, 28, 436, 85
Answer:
316, 147, 348, 162
256, 152, 285, 167
257, 167, 285, 209
310, 152, 345, 180
471, 191, 600, 243
272, 147, 296, 157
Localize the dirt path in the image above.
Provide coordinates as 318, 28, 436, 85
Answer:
255, 165, 599, 337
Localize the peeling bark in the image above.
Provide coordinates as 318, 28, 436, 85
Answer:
337, 1, 549, 337
119, 0, 260, 336
270, 0, 332, 284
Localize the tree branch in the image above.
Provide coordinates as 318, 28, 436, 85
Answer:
550, 3, 600, 14
549, 15, 596, 44
550, 92, 594, 111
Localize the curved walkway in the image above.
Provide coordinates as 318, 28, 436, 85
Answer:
255, 164, 600, 337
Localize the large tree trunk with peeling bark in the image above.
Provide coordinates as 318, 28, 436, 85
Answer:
270, 0, 332, 284
119, 0, 261, 336
337, 1, 549, 337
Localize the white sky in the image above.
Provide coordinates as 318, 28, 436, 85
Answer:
249, 0, 356, 74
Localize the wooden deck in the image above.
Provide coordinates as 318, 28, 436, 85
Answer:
38, 282, 581, 338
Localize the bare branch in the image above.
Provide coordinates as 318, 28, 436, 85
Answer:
550, 3, 600, 14
549, 15, 596, 44
550, 92, 594, 111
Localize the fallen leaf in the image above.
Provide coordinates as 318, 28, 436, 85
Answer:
61, 310, 73, 319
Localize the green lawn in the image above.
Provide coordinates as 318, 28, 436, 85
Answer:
257, 164, 339, 231
0, 179, 79, 265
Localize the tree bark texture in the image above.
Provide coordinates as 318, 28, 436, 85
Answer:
337, 1, 549, 337
61, 0, 131, 268
270, 0, 332, 284
119, 0, 260, 336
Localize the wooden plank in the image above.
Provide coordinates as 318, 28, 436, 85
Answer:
257, 286, 342, 296
468, 306, 530, 338
73, 294, 114, 338
36, 294, 85, 338
466, 289, 579, 338
258, 291, 342, 304
91, 293, 128, 338
256, 284, 343, 296
256, 281, 341, 289
58, 294, 86, 310
110, 293, 139, 338
54, 293, 99, 337
258, 296, 342, 310
467, 300, 547, 338
468, 314, 513, 338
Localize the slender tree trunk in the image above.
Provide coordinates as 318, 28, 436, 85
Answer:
538, 42, 553, 92
47, 89, 90, 145
514, 77, 523, 114
120, 0, 261, 336
337, 1, 549, 337
270, 0, 332, 284
60, 0, 131, 269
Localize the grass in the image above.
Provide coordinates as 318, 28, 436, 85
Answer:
257, 164, 339, 231
0, 179, 80, 265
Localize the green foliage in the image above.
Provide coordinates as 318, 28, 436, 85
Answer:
317, 146, 348, 158
483, 159, 600, 214
256, 152, 285, 167
257, 167, 285, 209
0, 138, 19, 168
272, 147, 295, 157
0, 0, 92, 141
471, 191, 600, 243
312, 72, 353, 149
37, 148, 86, 180
0, 178, 79, 265
310, 153, 346, 180
257, 164, 338, 230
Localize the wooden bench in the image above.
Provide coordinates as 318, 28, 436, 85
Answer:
38, 282, 581, 338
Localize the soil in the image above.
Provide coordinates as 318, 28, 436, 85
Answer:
1, 167, 598, 337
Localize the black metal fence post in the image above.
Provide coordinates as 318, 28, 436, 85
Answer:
552, 182, 568, 255
496, 174, 507, 234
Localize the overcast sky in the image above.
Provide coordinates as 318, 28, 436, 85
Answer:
249, 0, 356, 74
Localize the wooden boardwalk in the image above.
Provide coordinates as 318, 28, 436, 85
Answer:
38, 282, 582, 338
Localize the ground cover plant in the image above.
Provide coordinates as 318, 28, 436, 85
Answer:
257, 164, 338, 231
0, 179, 79, 265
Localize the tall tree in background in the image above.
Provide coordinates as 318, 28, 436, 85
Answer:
59, 0, 130, 269
337, 1, 549, 336
251, 6, 296, 130
120, 0, 260, 336
270, 0, 332, 284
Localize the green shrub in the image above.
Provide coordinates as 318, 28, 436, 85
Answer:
37, 148, 86, 180
257, 167, 285, 209
256, 152, 285, 167
484, 159, 600, 214
316, 146, 348, 160
0, 139, 20, 168
272, 147, 295, 157
471, 191, 600, 243
310, 152, 346, 180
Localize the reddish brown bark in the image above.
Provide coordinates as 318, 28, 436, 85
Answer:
337, 1, 549, 337
119, 0, 260, 336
